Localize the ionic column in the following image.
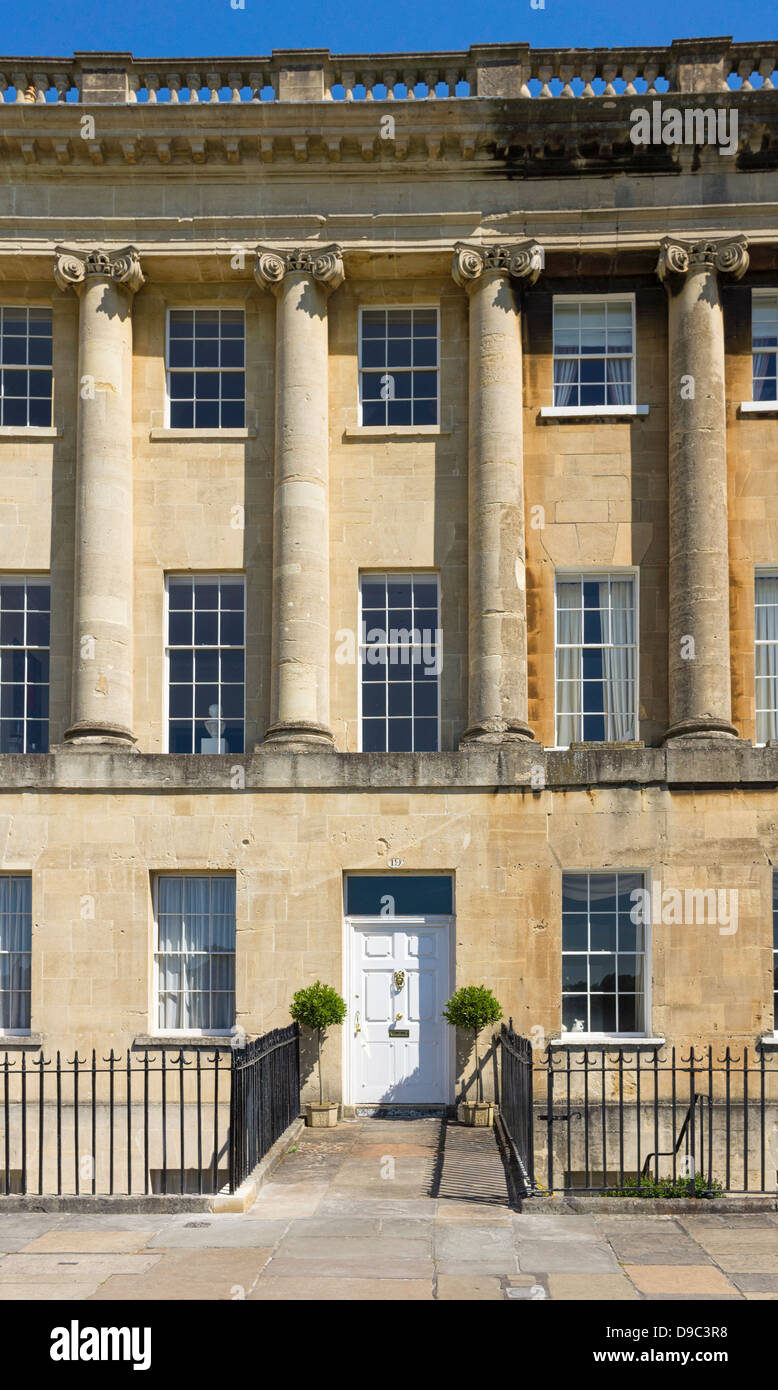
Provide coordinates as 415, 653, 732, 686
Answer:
452, 240, 543, 745
54, 246, 144, 748
254, 245, 344, 748
656, 235, 748, 741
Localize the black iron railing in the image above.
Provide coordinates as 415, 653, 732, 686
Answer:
229, 1024, 300, 1191
0, 1026, 300, 1198
498, 1023, 536, 1197
499, 1035, 778, 1197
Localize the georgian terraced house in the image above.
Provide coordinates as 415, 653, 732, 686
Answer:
0, 37, 777, 1116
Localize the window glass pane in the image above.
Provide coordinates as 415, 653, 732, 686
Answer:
562, 872, 646, 1035
346, 875, 453, 916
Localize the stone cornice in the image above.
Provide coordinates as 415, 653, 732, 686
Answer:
53, 244, 144, 293
253, 243, 344, 292
1, 741, 778, 794
452, 239, 544, 288
656, 233, 750, 288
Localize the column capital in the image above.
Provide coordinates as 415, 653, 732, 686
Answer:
656, 234, 749, 291
253, 243, 345, 294
54, 245, 144, 295
452, 239, 544, 290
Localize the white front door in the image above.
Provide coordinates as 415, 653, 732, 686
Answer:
349, 920, 450, 1104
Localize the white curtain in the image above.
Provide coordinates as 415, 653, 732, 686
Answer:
157, 876, 232, 1029
753, 353, 774, 402
0, 876, 31, 1030
606, 357, 632, 406
605, 580, 635, 741
556, 584, 581, 745
554, 357, 577, 407
756, 576, 778, 742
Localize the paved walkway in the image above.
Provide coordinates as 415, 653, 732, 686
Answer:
0, 1117, 776, 1300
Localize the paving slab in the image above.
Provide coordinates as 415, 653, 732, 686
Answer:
0, 1281, 105, 1300
513, 1214, 601, 1238
517, 1240, 621, 1273
21, 1230, 156, 1254
263, 1255, 435, 1280
0, 1251, 161, 1281
602, 1234, 713, 1265
317, 1197, 437, 1219
547, 1273, 639, 1300
729, 1272, 778, 1292
146, 1219, 289, 1249
249, 1276, 433, 1300
436, 1274, 504, 1300
88, 1249, 273, 1300
623, 1264, 739, 1295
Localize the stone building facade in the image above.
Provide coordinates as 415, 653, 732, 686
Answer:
0, 39, 777, 1108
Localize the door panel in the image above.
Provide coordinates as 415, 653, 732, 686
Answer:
350, 921, 450, 1103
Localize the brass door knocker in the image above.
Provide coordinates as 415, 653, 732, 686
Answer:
393, 970, 405, 991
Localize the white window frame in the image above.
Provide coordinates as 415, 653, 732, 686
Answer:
164, 306, 246, 430
357, 571, 442, 753
152, 872, 237, 1037
754, 566, 778, 746
553, 567, 639, 750
545, 293, 643, 416
357, 305, 440, 428
163, 573, 246, 755
0, 873, 32, 1037
742, 289, 778, 413
559, 867, 653, 1042
0, 574, 51, 755
0, 305, 53, 429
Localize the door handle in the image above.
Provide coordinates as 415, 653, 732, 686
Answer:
355, 1011, 361, 1035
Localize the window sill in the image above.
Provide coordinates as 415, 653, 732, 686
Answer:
0, 426, 61, 439
739, 401, 778, 415
132, 1033, 236, 1049
539, 406, 649, 420
149, 428, 256, 441
757, 1035, 778, 1051
343, 426, 450, 440
0, 1034, 43, 1050
550, 1036, 666, 1049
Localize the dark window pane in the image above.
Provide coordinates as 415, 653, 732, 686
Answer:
220, 372, 244, 400
194, 583, 219, 609
361, 718, 385, 752
386, 400, 412, 425
170, 401, 194, 428
562, 874, 589, 912
589, 995, 617, 1032
194, 401, 219, 429
361, 340, 385, 369
223, 725, 244, 754
194, 649, 219, 683
583, 713, 606, 741
194, 685, 220, 718
194, 612, 219, 645
562, 956, 588, 992
194, 339, 219, 367
220, 402, 245, 427
413, 680, 438, 716
346, 874, 452, 916
169, 341, 193, 368
0, 586, 24, 610
388, 683, 412, 717
562, 915, 588, 951
0, 613, 24, 645
589, 875, 618, 911
220, 685, 243, 718
618, 995, 640, 1032
413, 718, 438, 751
26, 720, 47, 752
0, 685, 24, 716
412, 398, 438, 425
387, 580, 412, 609
362, 401, 386, 427
362, 684, 385, 717
589, 956, 617, 991
387, 718, 412, 751
25, 612, 49, 646
220, 339, 244, 368
168, 722, 193, 753
562, 996, 588, 1032
169, 650, 193, 683
168, 581, 193, 611
361, 579, 386, 608
589, 914, 617, 951
220, 611, 244, 645
169, 370, 194, 399
220, 649, 244, 683
169, 686, 193, 718
412, 338, 437, 366
168, 612, 192, 645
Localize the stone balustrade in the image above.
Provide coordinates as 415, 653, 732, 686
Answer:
0, 39, 776, 104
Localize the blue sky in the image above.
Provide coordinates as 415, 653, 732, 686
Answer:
0, 0, 775, 57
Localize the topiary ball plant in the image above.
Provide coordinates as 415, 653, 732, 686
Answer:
442, 985, 503, 1103
290, 981, 347, 1105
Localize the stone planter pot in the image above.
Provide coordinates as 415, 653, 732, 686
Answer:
461, 1101, 494, 1127
305, 1102, 339, 1128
